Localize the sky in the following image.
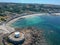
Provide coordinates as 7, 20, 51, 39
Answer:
0, 0, 60, 5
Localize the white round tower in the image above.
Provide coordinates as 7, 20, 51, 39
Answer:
8, 31, 25, 44
14, 32, 20, 38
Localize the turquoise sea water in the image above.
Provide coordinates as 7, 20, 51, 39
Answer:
12, 15, 60, 45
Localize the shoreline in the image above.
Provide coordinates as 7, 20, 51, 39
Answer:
0, 13, 48, 34
6, 13, 47, 27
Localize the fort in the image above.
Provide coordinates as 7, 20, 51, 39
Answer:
8, 32, 25, 44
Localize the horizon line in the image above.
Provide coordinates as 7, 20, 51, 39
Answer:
0, 2, 60, 5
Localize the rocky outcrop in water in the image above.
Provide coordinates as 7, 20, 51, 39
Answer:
15, 27, 50, 45
2, 27, 50, 45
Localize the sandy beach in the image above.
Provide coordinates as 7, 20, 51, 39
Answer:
6, 13, 47, 26
0, 13, 47, 34
53, 13, 60, 15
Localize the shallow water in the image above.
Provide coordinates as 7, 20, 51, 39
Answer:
11, 15, 60, 45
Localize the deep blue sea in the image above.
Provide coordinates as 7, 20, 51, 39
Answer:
11, 15, 60, 45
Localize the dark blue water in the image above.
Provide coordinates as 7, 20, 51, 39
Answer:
12, 15, 60, 45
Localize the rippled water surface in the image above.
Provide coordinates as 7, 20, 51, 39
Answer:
12, 15, 60, 45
